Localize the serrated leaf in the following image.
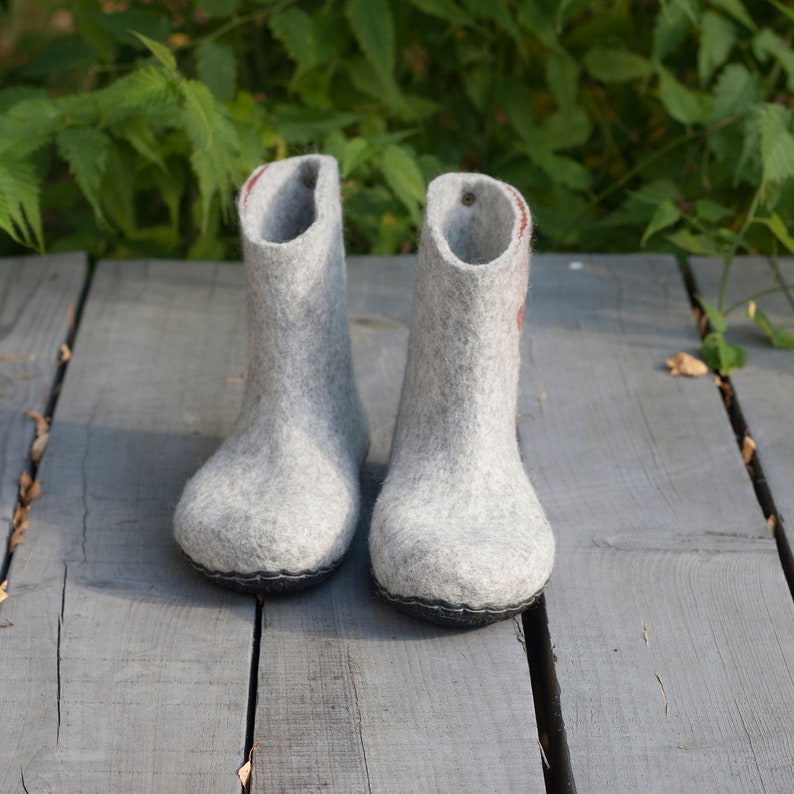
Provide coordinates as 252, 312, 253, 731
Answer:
380, 145, 425, 222
101, 66, 179, 125
641, 199, 681, 246
707, 0, 757, 31
653, 3, 691, 60
181, 80, 240, 229
56, 127, 111, 222
747, 301, 794, 348
698, 12, 736, 85
757, 104, 794, 192
657, 67, 711, 125
709, 63, 759, 124
525, 147, 592, 190
409, 0, 472, 27
346, 0, 395, 81
583, 48, 650, 82
100, 10, 170, 49
346, 56, 405, 114
196, 41, 237, 102
701, 332, 746, 374
0, 159, 44, 250
460, 0, 521, 43
269, 7, 317, 75
131, 31, 176, 71
695, 294, 727, 333
341, 137, 371, 177
110, 115, 166, 169
272, 105, 360, 144
0, 96, 62, 158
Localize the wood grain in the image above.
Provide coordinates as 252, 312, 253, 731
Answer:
250, 255, 546, 794
0, 253, 86, 569
518, 254, 794, 792
0, 260, 255, 792
689, 256, 794, 555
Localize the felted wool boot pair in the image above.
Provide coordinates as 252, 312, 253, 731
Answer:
173, 154, 555, 626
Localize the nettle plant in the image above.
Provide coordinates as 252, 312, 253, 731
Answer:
0, 0, 792, 370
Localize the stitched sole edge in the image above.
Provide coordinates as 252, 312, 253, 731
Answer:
183, 551, 344, 594
373, 574, 548, 627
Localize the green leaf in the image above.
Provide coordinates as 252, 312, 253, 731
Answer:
546, 49, 578, 112
667, 228, 721, 256
695, 199, 731, 222
524, 147, 592, 190
346, 0, 395, 81
752, 213, 794, 254
757, 104, 794, 192
460, 0, 521, 43
706, 0, 757, 31
380, 144, 425, 222
0, 159, 44, 250
110, 115, 166, 169
641, 199, 681, 246
653, 3, 691, 61
56, 127, 112, 222
130, 31, 176, 71
701, 332, 747, 374
709, 63, 759, 124
584, 48, 651, 82
698, 12, 736, 85
695, 294, 727, 333
270, 105, 360, 144
657, 67, 711, 125
181, 80, 240, 229
269, 7, 317, 75
341, 137, 371, 177
747, 301, 794, 348
196, 41, 237, 103
408, 0, 472, 27
0, 96, 62, 158
197, 0, 240, 17
101, 66, 179, 125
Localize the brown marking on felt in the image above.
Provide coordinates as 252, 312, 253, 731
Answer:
516, 303, 526, 331
242, 164, 268, 206
508, 186, 528, 240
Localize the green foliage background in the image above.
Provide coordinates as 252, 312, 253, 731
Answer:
1, 0, 793, 273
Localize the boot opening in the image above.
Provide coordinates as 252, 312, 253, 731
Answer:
442, 183, 515, 265
259, 160, 318, 243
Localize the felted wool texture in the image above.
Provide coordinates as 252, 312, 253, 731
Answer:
369, 172, 555, 624
174, 154, 369, 590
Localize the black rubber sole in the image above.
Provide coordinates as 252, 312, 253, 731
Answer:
373, 575, 547, 627
183, 551, 344, 594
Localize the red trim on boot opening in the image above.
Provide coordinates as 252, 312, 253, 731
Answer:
508, 186, 528, 240
242, 164, 268, 206
517, 303, 526, 331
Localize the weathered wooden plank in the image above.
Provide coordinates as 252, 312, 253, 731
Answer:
250, 255, 546, 794
0, 260, 255, 792
518, 254, 794, 792
0, 253, 86, 568
689, 256, 794, 551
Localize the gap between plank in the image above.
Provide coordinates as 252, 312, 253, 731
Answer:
244, 596, 263, 770
1, 260, 95, 585
679, 259, 794, 601
522, 597, 577, 794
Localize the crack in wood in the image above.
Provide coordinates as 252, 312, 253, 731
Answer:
347, 649, 373, 794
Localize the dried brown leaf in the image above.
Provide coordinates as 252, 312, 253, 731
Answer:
30, 433, 49, 462
59, 343, 72, 364
741, 434, 757, 465
19, 474, 41, 507
26, 410, 50, 437
19, 470, 32, 496
238, 741, 259, 791
0, 580, 7, 605
665, 352, 708, 377
767, 515, 777, 535
10, 505, 29, 551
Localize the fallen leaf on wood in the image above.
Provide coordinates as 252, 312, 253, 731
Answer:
19, 472, 41, 507
26, 410, 50, 437
238, 741, 259, 791
0, 580, 7, 605
741, 434, 757, 464
10, 504, 29, 552
59, 343, 71, 364
665, 352, 708, 377
767, 515, 777, 535
30, 433, 49, 462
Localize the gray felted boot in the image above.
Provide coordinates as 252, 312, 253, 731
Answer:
174, 155, 369, 593
369, 172, 555, 626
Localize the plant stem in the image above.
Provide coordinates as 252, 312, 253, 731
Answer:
718, 183, 763, 311
724, 283, 794, 315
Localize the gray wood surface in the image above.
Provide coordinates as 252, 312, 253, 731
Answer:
517, 254, 794, 792
0, 253, 86, 570
689, 256, 794, 555
250, 256, 546, 794
0, 260, 255, 792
